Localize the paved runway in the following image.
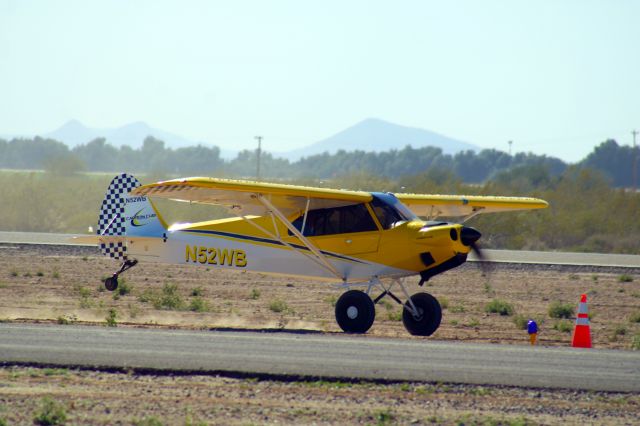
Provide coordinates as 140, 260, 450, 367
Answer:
1, 231, 639, 268
2, 324, 639, 392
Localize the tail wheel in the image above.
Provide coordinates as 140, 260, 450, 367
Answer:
335, 290, 376, 334
402, 292, 442, 336
104, 276, 118, 292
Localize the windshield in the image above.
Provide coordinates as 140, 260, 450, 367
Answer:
370, 192, 417, 229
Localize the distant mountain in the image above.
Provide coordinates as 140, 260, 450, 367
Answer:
43, 119, 205, 149
278, 118, 479, 160
5, 118, 479, 161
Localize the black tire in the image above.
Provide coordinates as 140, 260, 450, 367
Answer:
402, 292, 442, 336
104, 276, 118, 292
335, 290, 376, 334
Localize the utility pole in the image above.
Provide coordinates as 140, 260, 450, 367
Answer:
255, 136, 262, 181
508, 140, 513, 156
633, 130, 638, 192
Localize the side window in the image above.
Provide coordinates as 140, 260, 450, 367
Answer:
342, 203, 377, 233
290, 203, 377, 236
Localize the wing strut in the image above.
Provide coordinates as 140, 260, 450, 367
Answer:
300, 197, 310, 235
461, 207, 485, 223
228, 199, 343, 281
427, 206, 441, 221
254, 194, 344, 280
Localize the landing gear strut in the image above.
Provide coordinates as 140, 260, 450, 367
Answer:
333, 278, 443, 336
104, 259, 138, 292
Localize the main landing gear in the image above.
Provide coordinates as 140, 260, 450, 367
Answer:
334, 278, 442, 336
335, 290, 376, 333
104, 259, 138, 291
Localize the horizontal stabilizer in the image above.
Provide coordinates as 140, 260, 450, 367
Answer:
68, 235, 160, 245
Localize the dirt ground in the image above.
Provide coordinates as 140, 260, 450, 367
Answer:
1, 366, 639, 425
1, 244, 639, 348
1, 244, 640, 424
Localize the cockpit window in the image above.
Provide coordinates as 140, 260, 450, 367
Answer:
290, 203, 377, 236
370, 192, 417, 230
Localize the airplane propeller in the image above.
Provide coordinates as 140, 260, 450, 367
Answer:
460, 226, 491, 276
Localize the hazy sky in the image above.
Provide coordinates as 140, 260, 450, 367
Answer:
1, 0, 638, 162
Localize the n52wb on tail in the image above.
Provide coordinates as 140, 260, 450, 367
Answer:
74, 173, 548, 337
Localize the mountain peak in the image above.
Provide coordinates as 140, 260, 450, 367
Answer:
280, 118, 479, 160
43, 120, 203, 149
57, 119, 88, 131
121, 121, 151, 130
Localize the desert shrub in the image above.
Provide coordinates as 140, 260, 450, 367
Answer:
629, 312, 640, 323
249, 288, 261, 300
450, 304, 466, 313
619, 274, 634, 283
79, 293, 93, 309
269, 299, 289, 313
484, 299, 514, 316
468, 318, 480, 327
154, 283, 184, 310
105, 308, 117, 327
373, 409, 395, 425
513, 314, 528, 330
133, 416, 165, 426
117, 278, 132, 296
324, 294, 337, 307
548, 301, 574, 319
611, 325, 627, 341
138, 288, 155, 303
387, 311, 402, 321
632, 334, 640, 350
34, 397, 67, 425
553, 320, 573, 333
57, 314, 76, 325
191, 286, 204, 297
189, 296, 208, 312
438, 296, 449, 310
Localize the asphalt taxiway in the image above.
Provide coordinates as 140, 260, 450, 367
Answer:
2, 324, 639, 392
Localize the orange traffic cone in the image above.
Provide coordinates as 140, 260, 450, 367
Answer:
571, 294, 592, 348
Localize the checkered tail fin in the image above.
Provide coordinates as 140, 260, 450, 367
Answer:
97, 173, 166, 260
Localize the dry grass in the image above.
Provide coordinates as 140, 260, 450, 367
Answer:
1, 247, 640, 424
0, 366, 638, 425
1, 246, 639, 349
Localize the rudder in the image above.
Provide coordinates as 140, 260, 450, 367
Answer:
97, 173, 166, 260
97, 174, 141, 259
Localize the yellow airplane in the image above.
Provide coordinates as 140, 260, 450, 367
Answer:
75, 173, 548, 336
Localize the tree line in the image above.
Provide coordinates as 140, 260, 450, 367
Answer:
0, 135, 638, 186
0, 162, 638, 254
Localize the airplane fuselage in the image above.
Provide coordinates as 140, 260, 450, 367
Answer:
126, 213, 471, 283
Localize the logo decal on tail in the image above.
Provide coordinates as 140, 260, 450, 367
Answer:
128, 208, 157, 227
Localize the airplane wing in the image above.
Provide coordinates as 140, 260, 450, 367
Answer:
395, 193, 548, 219
131, 177, 373, 217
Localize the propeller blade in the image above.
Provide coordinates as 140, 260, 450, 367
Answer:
470, 242, 484, 260
470, 241, 492, 276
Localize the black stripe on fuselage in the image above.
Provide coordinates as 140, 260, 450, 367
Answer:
179, 229, 367, 264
